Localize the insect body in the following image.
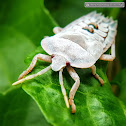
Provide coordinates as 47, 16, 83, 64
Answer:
12, 11, 117, 113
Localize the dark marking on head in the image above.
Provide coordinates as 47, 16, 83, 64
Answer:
51, 54, 55, 58
66, 62, 70, 66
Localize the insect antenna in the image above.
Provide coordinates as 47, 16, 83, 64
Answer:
12, 65, 51, 86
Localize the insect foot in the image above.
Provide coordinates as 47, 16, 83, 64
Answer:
90, 65, 104, 86
94, 74, 104, 86
69, 99, 76, 113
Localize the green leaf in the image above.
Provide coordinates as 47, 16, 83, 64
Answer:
0, 0, 57, 125
0, 26, 35, 92
111, 68, 126, 102
0, 0, 57, 46
0, 88, 51, 126
0, 0, 57, 93
44, 0, 105, 27
116, 10, 126, 68
1, 0, 126, 125
22, 48, 126, 126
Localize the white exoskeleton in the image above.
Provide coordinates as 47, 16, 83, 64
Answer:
12, 11, 117, 113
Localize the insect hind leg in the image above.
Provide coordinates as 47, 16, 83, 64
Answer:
66, 66, 80, 113
90, 65, 104, 86
99, 41, 115, 61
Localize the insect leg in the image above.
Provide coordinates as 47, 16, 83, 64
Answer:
18, 54, 52, 80
66, 66, 80, 113
99, 41, 115, 61
12, 65, 51, 85
53, 27, 63, 34
59, 68, 69, 108
90, 65, 104, 86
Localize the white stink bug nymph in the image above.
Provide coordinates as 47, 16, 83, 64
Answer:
12, 11, 117, 113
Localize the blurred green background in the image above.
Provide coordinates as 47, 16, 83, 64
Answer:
0, 0, 126, 126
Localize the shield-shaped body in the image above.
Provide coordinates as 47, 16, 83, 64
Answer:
41, 11, 117, 71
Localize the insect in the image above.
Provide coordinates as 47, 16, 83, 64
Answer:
12, 11, 117, 113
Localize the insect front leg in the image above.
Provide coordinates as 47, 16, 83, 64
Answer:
99, 41, 115, 61
12, 65, 51, 85
66, 66, 80, 113
53, 27, 63, 34
59, 68, 69, 108
18, 54, 52, 80
90, 65, 104, 86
